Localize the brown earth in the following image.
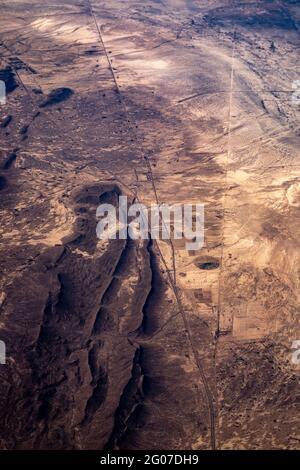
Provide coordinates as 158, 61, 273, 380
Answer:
0, 0, 300, 450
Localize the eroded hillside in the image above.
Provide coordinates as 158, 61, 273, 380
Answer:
0, 0, 300, 449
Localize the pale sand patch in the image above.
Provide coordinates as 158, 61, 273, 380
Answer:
31, 17, 97, 44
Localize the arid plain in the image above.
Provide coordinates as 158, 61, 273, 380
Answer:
0, 0, 300, 450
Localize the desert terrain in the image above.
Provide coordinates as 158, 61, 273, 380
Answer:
0, 0, 300, 450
